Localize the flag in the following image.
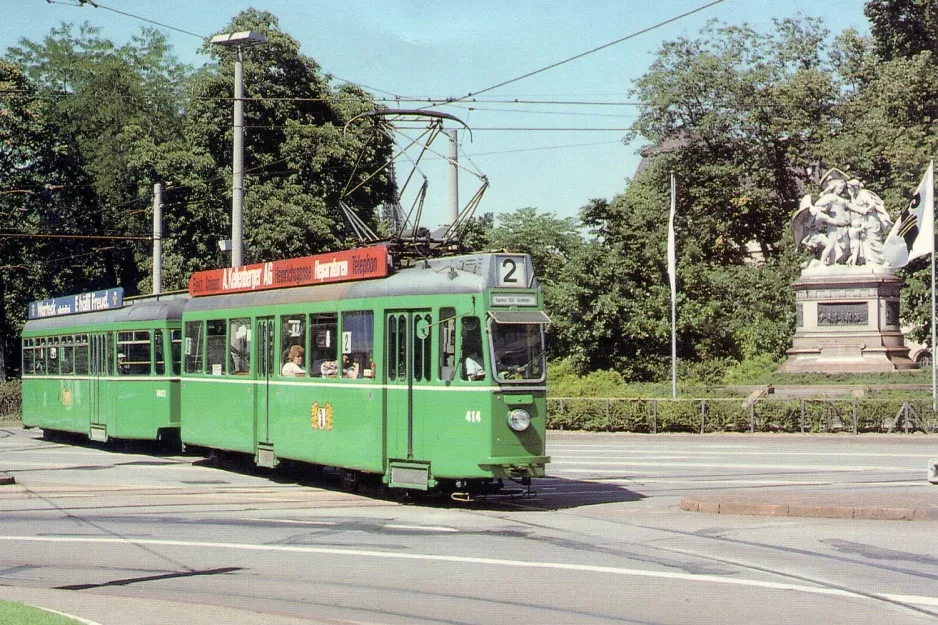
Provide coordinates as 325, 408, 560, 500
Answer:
668, 172, 677, 293
884, 162, 935, 268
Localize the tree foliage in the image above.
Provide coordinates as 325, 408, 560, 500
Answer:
865, 0, 938, 60
183, 9, 396, 273
0, 11, 396, 376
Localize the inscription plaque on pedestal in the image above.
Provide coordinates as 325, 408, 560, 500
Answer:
817, 302, 867, 326
779, 269, 915, 373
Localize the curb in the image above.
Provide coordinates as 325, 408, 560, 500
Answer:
680, 497, 938, 521
0, 474, 14, 486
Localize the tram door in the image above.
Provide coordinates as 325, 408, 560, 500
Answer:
385, 310, 434, 462
255, 318, 275, 454
88, 333, 110, 429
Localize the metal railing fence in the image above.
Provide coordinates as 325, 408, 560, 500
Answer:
547, 396, 938, 434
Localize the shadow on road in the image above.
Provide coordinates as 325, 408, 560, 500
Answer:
15, 430, 647, 511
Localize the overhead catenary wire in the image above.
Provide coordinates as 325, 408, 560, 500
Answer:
73, 0, 206, 40
0, 232, 153, 241
420, 0, 725, 109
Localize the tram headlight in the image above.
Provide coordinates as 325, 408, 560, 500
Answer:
507, 409, 531, 432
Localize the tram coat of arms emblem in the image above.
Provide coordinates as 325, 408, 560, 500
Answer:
311, 402, 333, 430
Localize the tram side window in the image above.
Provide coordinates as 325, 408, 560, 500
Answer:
412, 313, 432, 382
229, 318, 251, 374
105, 332, 115, 375
387, 315, 399, 381
171, 330, 182, 375
184, 321, 204, 373
38, 338, 49, 374
309, 313, 338, 377
205, 320, 226, 375
59, 336, 74, 375
439, 308, 456, 380
74, 335, 89, 375
396, 315, 408, 381
117, 330, 151, 375
22, 339, 35, 375
154, 330, 165, 375
280, 315, 306, 377
460, 317, 485, 381
47, 338, 60, 375
341, 311, 374, 379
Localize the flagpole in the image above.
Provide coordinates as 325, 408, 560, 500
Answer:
669, 171, 677, 399
928, 160, 938, 412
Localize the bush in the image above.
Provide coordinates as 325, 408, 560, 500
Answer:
0, 379, 21, 419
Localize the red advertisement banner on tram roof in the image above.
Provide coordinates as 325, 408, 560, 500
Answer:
188, 245, 389, 297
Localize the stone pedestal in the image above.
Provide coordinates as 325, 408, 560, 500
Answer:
779, 266, 916, 373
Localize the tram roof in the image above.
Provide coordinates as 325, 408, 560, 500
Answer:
23, 292, 188, 333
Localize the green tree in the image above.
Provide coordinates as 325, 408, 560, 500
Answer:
183, 9, 396, 273
0, 60, 99, 377
629, 18, 840, 265
865, 0, 938, 60
8, 23, 192, 293
568, 17, 845, 381
487, 207, 582, 288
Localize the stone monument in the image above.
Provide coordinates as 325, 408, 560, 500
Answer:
779, 169, 916, 373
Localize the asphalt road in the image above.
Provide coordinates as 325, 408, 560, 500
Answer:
1, 427, 936, 624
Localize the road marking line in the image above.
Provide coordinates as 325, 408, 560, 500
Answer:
384, 524, 459, 533
550, 462, 916, 471
881, 594, 938, 607
550, 451, 936, 459
241, 518, 337, 526
1, 534, 936, 608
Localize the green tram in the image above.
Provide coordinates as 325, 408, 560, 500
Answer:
21, 290, 186, 443
19, 246, 550, 497
181, 247, 550, 496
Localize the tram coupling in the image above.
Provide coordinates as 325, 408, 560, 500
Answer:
449, 477, 537, 502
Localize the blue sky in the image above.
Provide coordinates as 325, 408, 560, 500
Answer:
4, 1, 871, 226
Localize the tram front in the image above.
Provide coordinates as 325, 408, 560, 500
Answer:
479, 309, 551, 488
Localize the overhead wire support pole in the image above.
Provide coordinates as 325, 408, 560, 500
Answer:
669, 171, 678, 399
210, 30, 267, 268
153, 183, 162, 295
232, 44, 245, 268
447, 129, 459, 227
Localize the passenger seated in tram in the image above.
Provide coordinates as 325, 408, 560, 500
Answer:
281, 345, 305, 377
342, 354, 360, 378
319, 355, 362, 378
320, 360, 338, 377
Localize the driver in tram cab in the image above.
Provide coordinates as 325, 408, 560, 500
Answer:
281, 345, 305, 377
464, 352, 485, 380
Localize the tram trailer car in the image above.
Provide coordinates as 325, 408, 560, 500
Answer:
21, 291, 187, 443
180, 250, 550, 495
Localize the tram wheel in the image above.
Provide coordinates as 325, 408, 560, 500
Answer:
341, 469, 360, 492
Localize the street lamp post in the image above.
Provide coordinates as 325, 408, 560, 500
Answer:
210, 30, 267, 268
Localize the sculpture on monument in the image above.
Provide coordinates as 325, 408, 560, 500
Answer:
780, 167, 915, 372
792, 169, 892, 268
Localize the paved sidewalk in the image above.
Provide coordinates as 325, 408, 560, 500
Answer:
681, 486, 938, 521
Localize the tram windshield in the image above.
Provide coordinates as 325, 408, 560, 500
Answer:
490, 320, 546, 382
